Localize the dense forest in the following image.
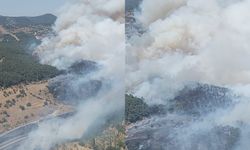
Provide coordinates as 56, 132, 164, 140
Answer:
0, 33, 59, 87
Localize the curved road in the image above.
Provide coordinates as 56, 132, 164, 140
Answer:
0, 112, 75, 150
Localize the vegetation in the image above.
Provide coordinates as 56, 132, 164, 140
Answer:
125, 94, 167, 123
55, 123, 125, 150
26, 102, 32, 107
0, 117, 7, 124
4, 99, 16, 108
0, 14, 56, 27
0, 39, 60, 87
19, 105, 25, 111
125, 94, 150, 123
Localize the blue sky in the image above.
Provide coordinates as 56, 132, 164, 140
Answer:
0, 0, 67, 16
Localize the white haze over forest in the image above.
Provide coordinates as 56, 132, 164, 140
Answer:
126, 0, 250, 149
12, 0, 250, 149
18, 0, 125, 149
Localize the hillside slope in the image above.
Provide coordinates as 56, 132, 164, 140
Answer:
0, 14, 56, 27
0, 14, 59, 88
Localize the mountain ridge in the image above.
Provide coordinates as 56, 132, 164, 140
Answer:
0, 14, 57, 27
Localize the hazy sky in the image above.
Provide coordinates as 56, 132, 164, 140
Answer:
0, 0, 67, 16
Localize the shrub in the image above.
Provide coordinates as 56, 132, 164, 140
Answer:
125, 94, 150, 123
19, 105, 25, 111
26, 102, 32, 107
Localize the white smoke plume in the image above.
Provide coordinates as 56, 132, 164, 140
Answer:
126, 0, 250, 149
127, 0, 250, 104
18, 0, 124, 149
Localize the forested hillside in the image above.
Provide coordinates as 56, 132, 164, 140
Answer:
0, 30, 59, 88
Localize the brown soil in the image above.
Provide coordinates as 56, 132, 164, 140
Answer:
0, 80, 72, 133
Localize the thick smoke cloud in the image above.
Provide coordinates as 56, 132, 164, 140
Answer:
36, 0, 124, 71
18, 0, 124, 149
126, 0, 250, 149
127, 0, 250, 104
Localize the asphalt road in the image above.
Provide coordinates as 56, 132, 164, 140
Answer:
0, 112, 75, 150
